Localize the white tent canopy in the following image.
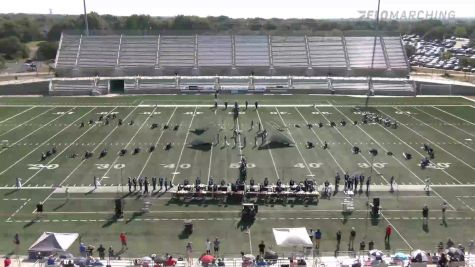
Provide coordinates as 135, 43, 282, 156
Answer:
273, 228, 313, 247
29, 232, 79, 252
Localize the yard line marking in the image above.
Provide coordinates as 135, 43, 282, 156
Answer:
332, 106, 462, 189
24, 107, 112, 185
397, 106, 475, 155
382, 108, 475, 171
171, 106, 198, 184
433, 106, 475, 127
0, 106, 35, 124
0, 107, 76, 155
295, 107, 344, 173
335, 107, 459, 209
6, 198, 31, 222
275, 107, 314, 177
207, 136, 214, 184
381, 212, 414, 250
99, 105, 161, 182
137, 107, 177, 178
0, 107, 91, 177
255, 109, 280, 180
0, 107, 54, 137
314, 106, 388, 184
414, 107, 475, 138
34, 106, 139, 212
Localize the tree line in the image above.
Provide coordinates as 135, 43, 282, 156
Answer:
0, 13, 474, 67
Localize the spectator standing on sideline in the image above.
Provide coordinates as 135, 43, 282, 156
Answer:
369, 240, 375, 250
108, 246, 114, 259
385, 225, 392, 243
422, 205, 429, 225
186, 242, 193, 265
206, 238, 212, 254
97, 244, 106, 260
390, 176, 395, 192
366, 176, 371, 193
80, 243, 87, 257
441, 202, 447, 223
309, 229, 314, 242
4, 257, 11, 267
349, 227, 356, 250
120, 232, 128, 250
65, 187, 69, 202
13, 233, 20, 253
127, 177, 132, 192
314, 229, 322, 249
336, 230, 342, 251
258, 241, 265, 256
15, 177, 22, 189
213, 237, 220, 256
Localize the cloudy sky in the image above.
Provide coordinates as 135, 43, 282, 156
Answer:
2, 0, 474, 19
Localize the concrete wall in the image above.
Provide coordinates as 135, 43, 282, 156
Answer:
0, 81, 49, 95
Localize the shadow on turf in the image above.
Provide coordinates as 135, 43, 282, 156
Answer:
4, 189, 19, 196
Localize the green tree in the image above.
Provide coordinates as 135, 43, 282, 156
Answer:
47, 19, 77, 41
423, 26, 446, 40
0, 36, 29, 59
441, 51, 453, 60
37, 41, 58, 60
454, 26, 468, 37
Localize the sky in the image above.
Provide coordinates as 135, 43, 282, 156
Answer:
2, 0, 474, 19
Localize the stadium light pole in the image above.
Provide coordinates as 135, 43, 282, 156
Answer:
83, 0, 89, 36
365, 0, 381, 108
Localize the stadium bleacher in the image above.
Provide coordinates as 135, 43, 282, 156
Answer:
271, 36, 309, 68
55, 35, 81, 68
382, 37, 410, 70
77, 36, 121, 68
55, 34, 409, 77
158, 36, 196, 68
345, 37, 388, 69
119, 36, 158, 68
51, 79, 96, 95
331, 78, 370, 95
234, 35, 270, 67
307, 36, 348, 70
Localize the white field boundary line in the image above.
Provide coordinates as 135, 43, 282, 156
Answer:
415, 107, 475, 138
0, 107, 95, 177
332, 106, 458, 210
0, 106, 35, 124
0, 107, 75, 156
384, 108, 475, 171
137, 107, 178, 178
171, 106, 198, 184
381, 212, 414, 250
461, 96, 475, 103
98, 105, 160, 183
248, 227, 253, 254
33, 105, 141, 213
255, 109, 280, 180
0, 104, 473, 108
0, 107, 55, 138
313, 106, 389, 184
432, 106, 475, 127
409, 107, 475, 148
275, 107, 315, 177
24, 107, 117, 185
206, 140, 214, 184
6, 198, 31, 222
294, 107, 345, 173
18, 209, 471, 215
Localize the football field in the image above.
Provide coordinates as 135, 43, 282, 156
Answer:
0, 94, 474, 258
